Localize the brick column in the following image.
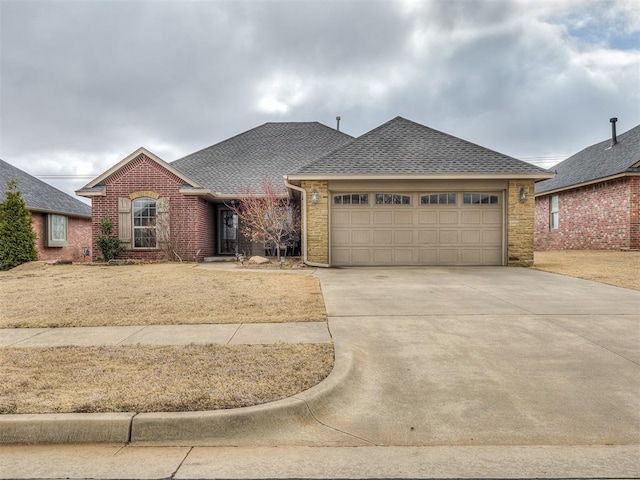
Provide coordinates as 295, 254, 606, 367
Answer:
301, 180, 329, 265
507, 179, 536, 266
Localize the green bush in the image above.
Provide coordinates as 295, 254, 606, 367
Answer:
0, 179, 38, 270
95, 217, 123, 261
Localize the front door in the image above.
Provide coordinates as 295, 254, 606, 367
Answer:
219, 209, 238, 255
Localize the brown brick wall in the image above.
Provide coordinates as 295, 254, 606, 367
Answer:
629, 176, 639, 250
301, 180, 329, 264
507, 180, 536, 266
31, 212, 92, 262
91, 154, 213, 262
534, 177, 636, 250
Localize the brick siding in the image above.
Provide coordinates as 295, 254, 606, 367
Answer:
31, 212, 92, 262
534, 176, 638, 250
91, 154, 213, 262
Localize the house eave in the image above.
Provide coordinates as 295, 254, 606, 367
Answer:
27, 207, 92, 219
179, 187, 216, 199
285, 172, 555, 182
212, 192, 290, 199
535, 171, 640, 197
76, 186, 106, 197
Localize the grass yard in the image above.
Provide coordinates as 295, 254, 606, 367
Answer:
0, 262, 327, 328
533, 250, 639, 291
0, 343, 333, 414
0, 262, 333, 414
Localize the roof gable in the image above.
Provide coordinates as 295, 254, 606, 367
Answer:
78, 147, 203, 193
170, 122, 354, 195
0, 159, 92, 217
293, 116, 550, 177
536, 123, 640, 194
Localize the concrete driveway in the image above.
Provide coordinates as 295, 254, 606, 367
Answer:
311, 266, 640, 446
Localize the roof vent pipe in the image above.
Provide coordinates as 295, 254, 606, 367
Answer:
610, 117, 618, 146
336, 116, 341, 132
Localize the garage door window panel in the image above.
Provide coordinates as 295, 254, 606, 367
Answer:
420, 193, 457, 205
375, 193, 411, 205
334, 194, 369, 205
463, 193, 499, 205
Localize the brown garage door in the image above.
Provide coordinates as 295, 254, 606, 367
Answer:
331, 191, 503, 266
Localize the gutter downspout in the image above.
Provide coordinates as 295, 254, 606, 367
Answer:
283, 176, 330, 268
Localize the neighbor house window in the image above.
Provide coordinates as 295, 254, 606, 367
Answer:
550, 195, 559, 230
44, 214, 68, 247
133, 198, 157, 248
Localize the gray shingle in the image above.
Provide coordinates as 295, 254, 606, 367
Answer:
535, 124, 640, 194
0, 159, 92, 217
296, 116, 549, 175
171, 122, 354, 195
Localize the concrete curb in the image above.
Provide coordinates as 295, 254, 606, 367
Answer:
0, 413, 135, 444
130, 347, 355, 444
0, 348, 354, 445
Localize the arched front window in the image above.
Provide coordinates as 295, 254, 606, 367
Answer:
133, 198, 157, 248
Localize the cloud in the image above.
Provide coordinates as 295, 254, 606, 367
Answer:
0, 0, 638, 201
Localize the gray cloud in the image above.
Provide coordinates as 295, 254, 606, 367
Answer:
1, 0, 638, 199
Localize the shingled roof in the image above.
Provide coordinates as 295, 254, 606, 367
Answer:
171, 122, 354, 195
0, 159, 91, 218
535, 123, 640, 195
294, 116, 550, 177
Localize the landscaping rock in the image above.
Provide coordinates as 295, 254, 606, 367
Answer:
249, 256, 270, 265
107, 259, 136, 266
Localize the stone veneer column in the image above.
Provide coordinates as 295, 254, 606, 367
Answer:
301, 180, 329, 265
507, 179, 536, 266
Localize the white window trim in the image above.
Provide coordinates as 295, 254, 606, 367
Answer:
550, 195, 559, 230
133, 198, 157, 249
45, 214, 68, 247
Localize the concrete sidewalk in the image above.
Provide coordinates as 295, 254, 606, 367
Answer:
2, 443, 638, 479
0, 322, 331, 347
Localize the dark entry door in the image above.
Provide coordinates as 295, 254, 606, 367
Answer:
219, 209, 238, 254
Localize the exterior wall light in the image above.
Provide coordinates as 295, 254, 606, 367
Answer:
311, 189, 319, 204
519, 186, 528, 203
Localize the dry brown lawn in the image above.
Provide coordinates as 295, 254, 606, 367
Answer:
0, 262, 333, 414
0, 343, 333, 414
533, 250, 639, 291
0, 262, 326, 328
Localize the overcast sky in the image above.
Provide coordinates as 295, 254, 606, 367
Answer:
1, 0, 639, 202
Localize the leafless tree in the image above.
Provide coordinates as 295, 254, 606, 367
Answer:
229, 178, 300, 260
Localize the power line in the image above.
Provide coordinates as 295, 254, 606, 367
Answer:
35, 175, 98, 179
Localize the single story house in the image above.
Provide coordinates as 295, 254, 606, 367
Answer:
78, 116, 552, 266
0, 159, 92, 262
535, 118, 640, 250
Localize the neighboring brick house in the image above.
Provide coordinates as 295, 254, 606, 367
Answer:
78, 117, 552, 266
0, 159, 92, 262
535, 119, 640, 251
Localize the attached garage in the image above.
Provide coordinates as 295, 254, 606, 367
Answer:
285, 116, 554, 267
330, 187, 504, 266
